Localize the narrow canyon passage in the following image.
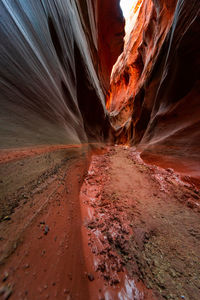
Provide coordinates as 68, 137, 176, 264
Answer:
0, 0, 200, 299
0, 146, 200, 299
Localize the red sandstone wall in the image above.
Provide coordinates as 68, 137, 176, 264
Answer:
107, 0, 177, 136
107, 0, 200, 178
77, 0, 125, 93
97, 0, 125, 92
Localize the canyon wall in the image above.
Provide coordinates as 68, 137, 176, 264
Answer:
0, 0, 124, 218
0, 0, 124, 148
96, 0, 125, 92
107, 0, 200, 178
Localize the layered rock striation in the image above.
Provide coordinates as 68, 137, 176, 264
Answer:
1, 0, 200, 177
0, 0, 124, 147
107, 0, 200, 178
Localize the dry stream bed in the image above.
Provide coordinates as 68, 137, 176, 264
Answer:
0, 145, 200, 299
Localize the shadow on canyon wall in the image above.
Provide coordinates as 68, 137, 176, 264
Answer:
108, 0, 200, 183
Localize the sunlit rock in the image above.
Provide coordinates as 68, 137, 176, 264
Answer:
107, 0, 200, 178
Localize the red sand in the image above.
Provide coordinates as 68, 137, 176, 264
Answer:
0, 145, 200, 299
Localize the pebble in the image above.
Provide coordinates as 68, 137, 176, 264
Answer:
44, 225, 49, 235
3, 216, 11, 221
187, 198, 199, 210
87, 273, 94, 281
2, 272, 8, 282
24, 264, 30, 269
0, 284, 13, 300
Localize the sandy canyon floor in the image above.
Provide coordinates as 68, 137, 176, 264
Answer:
0, 146, 200, 299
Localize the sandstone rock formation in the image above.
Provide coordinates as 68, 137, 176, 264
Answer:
107, 0, 200, 180
0, 0, 124, 148
0, 1, 200, 299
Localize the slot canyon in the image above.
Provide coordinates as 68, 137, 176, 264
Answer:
0, 0, 200, 299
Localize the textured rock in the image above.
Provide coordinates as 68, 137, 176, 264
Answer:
76, 0, 125, 92
107, 0, 200, 178
1, 0, 200, 180
0, 0, 124, 148
96, 0, 125, 92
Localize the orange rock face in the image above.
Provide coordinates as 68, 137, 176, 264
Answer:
97, 0, 125, 91
76, 0, 125, 93
107, 0, 177, 136
107, 0, 200, 179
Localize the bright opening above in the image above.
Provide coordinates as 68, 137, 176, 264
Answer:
120, 0, 135, 19
120, 0, 143, 34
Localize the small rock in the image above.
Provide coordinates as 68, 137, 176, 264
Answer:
0, 285, 5, 295
3, 288, 12, 300
0, 284, 13, 300
187, 198, 199, 209
87, 273, 94, 281
2, 272, 8, 282
44, 225, 49, 235
3, 216, 11, 221
24, 264, 30, 269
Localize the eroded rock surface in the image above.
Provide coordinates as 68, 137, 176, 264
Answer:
0, 0, 124, 148
80, 146, 200, 299
107, 0, 200, 181
0, 1, 200, 299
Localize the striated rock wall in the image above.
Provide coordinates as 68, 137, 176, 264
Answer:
107, 0, 200, 178
0, 0, 124, 148
76, 0, 125, 92
96, 0, 125, 92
